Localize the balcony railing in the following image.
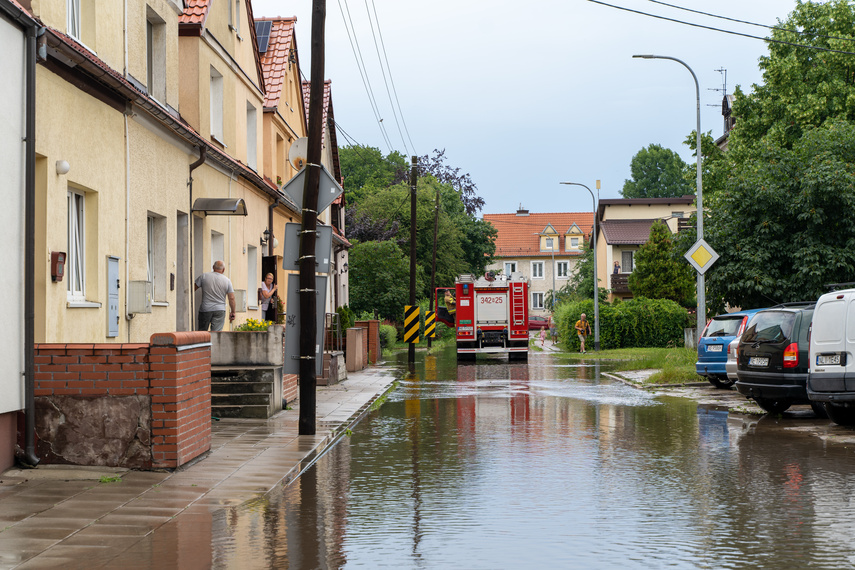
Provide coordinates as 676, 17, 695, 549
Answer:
611, 273, 630, 293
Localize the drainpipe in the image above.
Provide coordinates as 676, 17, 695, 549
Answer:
22, 24, 41, 468
268, 196, 280, 257
188, 147, 207, 331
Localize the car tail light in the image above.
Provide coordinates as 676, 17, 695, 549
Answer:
783, 342, 799, 368
736, 316, 748, 337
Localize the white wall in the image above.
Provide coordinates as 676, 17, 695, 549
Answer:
0, 17, 25, 414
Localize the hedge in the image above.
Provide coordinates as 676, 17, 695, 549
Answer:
554, 297, 688, 351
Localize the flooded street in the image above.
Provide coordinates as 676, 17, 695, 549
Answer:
209, 349, 855, 569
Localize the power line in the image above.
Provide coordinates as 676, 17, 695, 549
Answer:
648, 0, 855, 43
337, 0, 394, 151
588, 0, 855, 57
368, 0, 417, 156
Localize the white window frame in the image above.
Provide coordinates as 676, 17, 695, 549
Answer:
146, 8, 166, 102
622, 250, 634, 273
570, 237, 580, 248
246, 101, 257, 171
147, 213, 167, 301
210, 66, 224, 142
556, 261, 569, 279
67, 190, 85, 301
247, 244, 258, 309
531, 292, 544, 310
531, 261, 544, 279
67, 0, 81, 39
504, 261, 517, 275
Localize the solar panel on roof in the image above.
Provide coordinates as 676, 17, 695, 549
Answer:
256, 20, 272, 53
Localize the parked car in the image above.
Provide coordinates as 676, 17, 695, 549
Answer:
735, 303, 826, 416
725, 334, 742, 384
697, 309, 764, 389
807, 287, 855, 425
528, 315, 552, 330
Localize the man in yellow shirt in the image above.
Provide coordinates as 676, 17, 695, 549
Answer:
574, 313, 592, 353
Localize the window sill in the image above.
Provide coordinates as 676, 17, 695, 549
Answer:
152, 301, 169, 307
211, 134, 227, 148
248, 305, 259, 310
67, 301, 102, 309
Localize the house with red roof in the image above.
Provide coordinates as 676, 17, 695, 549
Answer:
596, 196, 696, 301
483, 208, 594, 316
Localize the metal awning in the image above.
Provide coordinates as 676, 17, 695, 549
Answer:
191, 198, 248, 216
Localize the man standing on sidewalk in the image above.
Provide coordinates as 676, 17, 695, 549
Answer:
195, 260, 236, 331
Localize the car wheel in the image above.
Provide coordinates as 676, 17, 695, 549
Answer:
810, 401, 829, 419
824, 403, 855, 426
754, 398, 791, 414
708, 375, 735, 389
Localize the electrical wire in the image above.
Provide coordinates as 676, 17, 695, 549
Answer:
588, 0, 855, 57
368, 0, 417, 156
648, 0, 855, 43
337, 0, 394, 151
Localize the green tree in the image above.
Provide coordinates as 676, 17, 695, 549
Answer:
349, 240, 422, 321
729, 0, 855, 156
622, 144, 691, 199
703, 120, 855, 310
627, 220, 695, 307
338, 145, 407, 206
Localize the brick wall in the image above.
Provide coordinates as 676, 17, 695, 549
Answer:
354, 320, 380, 364
30, 332, 212, 470
283, 373, 298, 404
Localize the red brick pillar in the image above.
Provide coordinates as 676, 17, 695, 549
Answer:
149, 332, 212, 469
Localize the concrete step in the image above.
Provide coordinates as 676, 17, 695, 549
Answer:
212, 405, 272, 419
212, 393, 272, 406
211, 381, 272, 395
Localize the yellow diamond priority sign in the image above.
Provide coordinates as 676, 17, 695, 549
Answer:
684, 238, 719, 275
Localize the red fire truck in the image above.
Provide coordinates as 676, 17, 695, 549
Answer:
435, 272, 529, 361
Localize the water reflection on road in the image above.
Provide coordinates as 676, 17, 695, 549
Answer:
212, 349, 855, 569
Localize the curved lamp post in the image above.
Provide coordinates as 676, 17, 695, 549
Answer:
632, 54, 705, 340
560, 182, 599, 351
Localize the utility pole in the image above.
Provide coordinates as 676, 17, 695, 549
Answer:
298, 0, 326, 436
428, 184, 439, 349
408, 156, 417, 365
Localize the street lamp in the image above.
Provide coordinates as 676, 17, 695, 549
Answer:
560, 182, 599, 351
632, 54, 705, 341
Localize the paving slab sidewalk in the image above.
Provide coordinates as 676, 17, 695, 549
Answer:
0, 366, 398, 569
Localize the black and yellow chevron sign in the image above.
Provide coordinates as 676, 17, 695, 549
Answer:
425, 311, 436, 338
404, 305, 420, 344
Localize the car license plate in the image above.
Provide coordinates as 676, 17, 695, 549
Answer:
749, 356, 769, 367
817, 354, 841, 365
707, 345, 723, 352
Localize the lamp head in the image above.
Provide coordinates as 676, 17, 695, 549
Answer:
632, 54, 655, 59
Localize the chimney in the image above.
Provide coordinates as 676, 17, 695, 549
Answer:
516, 204, 529, 216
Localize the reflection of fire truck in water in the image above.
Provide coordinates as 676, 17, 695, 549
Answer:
436, 272, 529, 361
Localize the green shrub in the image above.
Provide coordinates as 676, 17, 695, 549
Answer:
337, 305, 355, 332
379, 324, 397, 348
556, 297, 688, 351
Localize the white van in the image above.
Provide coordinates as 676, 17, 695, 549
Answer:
807, 288, 855, 425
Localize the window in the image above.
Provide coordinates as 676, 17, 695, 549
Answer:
146, 8, 166, 102
210, 66, 224, 141
147, 213, 166, 301
246, 101, 257, 171
504, 262, 517, 275
235, 0, 241, 33
570, 237, 579, 248
672, 211, 685, 218
247, 244, 258, 308
557, 261, 569, 279
622, 251, 634, 273
531, 261, 544, 279
532, 292, 544, 310
67, 0, 80, 39
67, 190, 85, 300
546, 237, 554, 250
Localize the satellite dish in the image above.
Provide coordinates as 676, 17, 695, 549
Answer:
288, 137, 308, 171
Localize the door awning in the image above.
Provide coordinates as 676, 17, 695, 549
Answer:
192, 198, 248, 216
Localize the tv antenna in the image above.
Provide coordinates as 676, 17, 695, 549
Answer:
706, 68, 727, 108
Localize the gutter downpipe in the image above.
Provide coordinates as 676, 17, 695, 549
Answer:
189, 147, 207, 331
268, 196, 280, 257
22, 23, 40, 468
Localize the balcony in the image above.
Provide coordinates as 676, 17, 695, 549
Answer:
611, 273, 630, 293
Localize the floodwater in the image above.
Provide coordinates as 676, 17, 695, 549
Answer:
210, 349, 855, 569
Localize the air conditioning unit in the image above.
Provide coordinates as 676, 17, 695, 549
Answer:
128, 281, 152, 314
233, 289, 247, 312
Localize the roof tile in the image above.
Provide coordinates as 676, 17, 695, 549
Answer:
599, 219, 655, 245
483, 212, 594, 258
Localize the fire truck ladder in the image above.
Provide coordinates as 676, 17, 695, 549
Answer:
511, 283, 526, 327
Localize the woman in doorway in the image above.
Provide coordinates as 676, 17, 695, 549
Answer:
260, 273, 278, 322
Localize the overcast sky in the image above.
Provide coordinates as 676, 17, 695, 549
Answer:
252, 0, 800, 216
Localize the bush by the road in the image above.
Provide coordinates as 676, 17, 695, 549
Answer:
379, 323, 397, 349
555, 297, 688, 351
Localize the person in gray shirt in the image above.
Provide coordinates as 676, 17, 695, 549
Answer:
195, 260, 236, 331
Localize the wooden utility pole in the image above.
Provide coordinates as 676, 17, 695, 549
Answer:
298, 0, 326, 436
408, 156, 417, 365
428, 184, 439, 349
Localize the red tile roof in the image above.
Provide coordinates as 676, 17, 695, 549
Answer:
599, 219, 655, 245
302, 80, 342, 181
179, 0, 210, 27
483, 212, 594, 258
257, 17, 297, 109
